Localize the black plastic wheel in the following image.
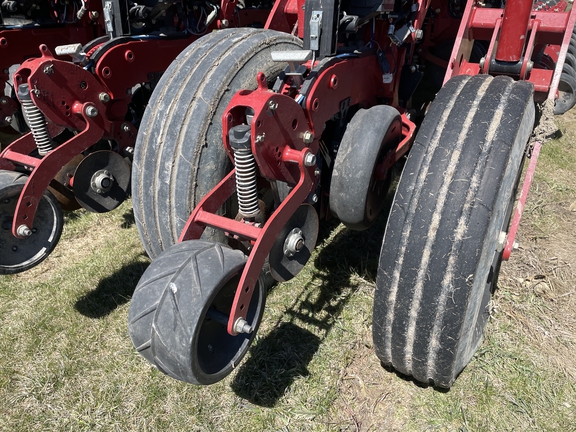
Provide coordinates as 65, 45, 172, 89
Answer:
554, 72, 576, 114
329, 105, 402, 231
132, 28, 302, 258
132, 240, 265, 385
373, 75, 535, 388
0, 170, 63, 274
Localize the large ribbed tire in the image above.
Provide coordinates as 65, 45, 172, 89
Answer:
143, 240, 265, 385
373, 75, 535, 388
329, 105, 402, 231
132, 28, 302, 258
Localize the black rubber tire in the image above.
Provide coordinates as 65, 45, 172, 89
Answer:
132, 28, 302, 258
373, 75, 535, 388
562, 62, 576, 78
329, 105, 402, 231
127, 240, 217, 363
554, 72, 576, 114
567, 43, 576, 60
0, 170, 63, 274
564, 53, 576, 71
145, 240, 265, 385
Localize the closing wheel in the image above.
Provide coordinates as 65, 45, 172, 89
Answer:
329, 105, 402, 231
132, 28, 302, 258
554, 72, 576, 115
373, 75, 535, 388
0, 170, 63, 274
129, 240, 265, 385
73, 150, 131, 213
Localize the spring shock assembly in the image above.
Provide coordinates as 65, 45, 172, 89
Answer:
229, 124, 261, 219
17, 84, 54, 156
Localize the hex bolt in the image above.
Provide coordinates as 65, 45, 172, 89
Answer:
479, 57, 486, 73
310, 194, 318, 204
233, 318, 252, 334
99, 92, 111, 103
122, 123, 131, 132
17, 224, 32, 237
0, 97, 8, 105
255, 134, 265, 144
415, 30, 424, 41
220, 19, 229, 28
304, 152, 316, 167
85, 105, 98, 117
303, 131, 314, 144
43, 64, 54, 75
268, 100, 278, 111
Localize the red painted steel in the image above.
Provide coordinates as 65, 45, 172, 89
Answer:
503, 141, 542, 261
495, 0, 533, 62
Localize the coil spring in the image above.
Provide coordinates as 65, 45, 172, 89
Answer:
234, 147, 260, 218
19, 86, 54, 156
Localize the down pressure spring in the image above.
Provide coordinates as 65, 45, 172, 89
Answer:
18, 84, 54, 156
229, 124, 261, 219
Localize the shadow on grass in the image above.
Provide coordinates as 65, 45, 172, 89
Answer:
75, 258, 149, 318
232, 192, 394, 406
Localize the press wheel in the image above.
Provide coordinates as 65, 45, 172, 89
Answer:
0, 170, 63, 274
128, 240, 266, 385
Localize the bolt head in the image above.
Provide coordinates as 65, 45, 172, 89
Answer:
268, 100, 278, 111
304, 152, 316, 167
85, 105, 98, 117
99, 92, 110, 103
0, 97, 8, 105
122, 123, 131, 132
303, 131, 314, 144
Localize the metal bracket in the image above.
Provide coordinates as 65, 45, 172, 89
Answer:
309, 11, 323, 52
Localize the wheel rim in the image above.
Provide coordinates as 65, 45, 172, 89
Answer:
0, 180, 63, 273
196, 273, 265, 379
365, 120, 402, 224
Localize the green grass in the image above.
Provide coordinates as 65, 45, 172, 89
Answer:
2, 119, 576, 430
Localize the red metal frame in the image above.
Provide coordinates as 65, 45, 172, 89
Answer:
172, 0, 574, 337
0, 2, 105, 127
503, 141, 542, 261
179, 59, 417, 334
0, 1, 277, 242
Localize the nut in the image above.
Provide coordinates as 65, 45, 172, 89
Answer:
17, 224, 32, 237
304, 152, 316, 167
85, 105, 98, 117
303, 131, 314, 144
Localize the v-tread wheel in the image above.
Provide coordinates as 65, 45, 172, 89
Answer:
373, 75, 535, 388
148, 241, 266, 385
